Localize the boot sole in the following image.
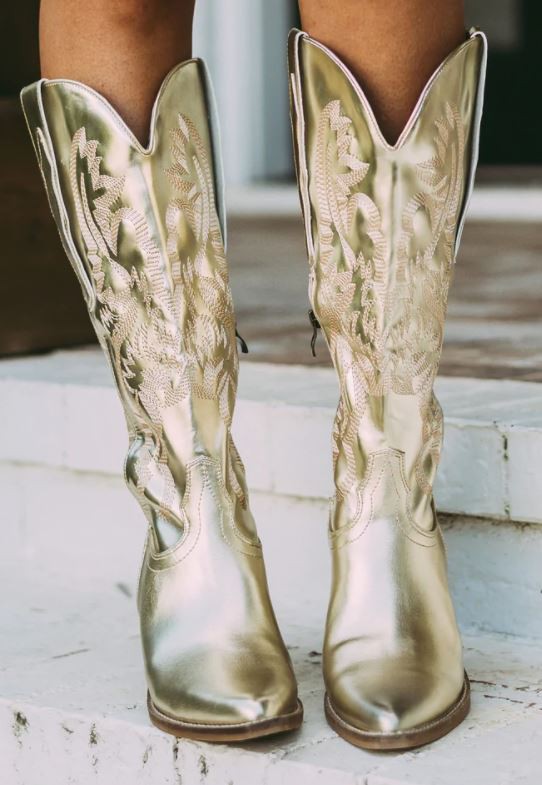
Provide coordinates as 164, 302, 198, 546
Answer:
147, 692, 304, 742
324, 672, 470, 751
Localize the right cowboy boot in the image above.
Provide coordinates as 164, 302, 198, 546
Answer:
21, 59, 302, 741
289, 28, 486, 749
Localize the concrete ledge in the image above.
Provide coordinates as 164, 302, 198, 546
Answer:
2, 351, 542, 783
1, 349, 541, 523
2, 461, 542, 638
1, 554, 541, 785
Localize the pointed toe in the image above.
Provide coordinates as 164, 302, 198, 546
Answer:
147, 646, 303, 741
326, 659, 467, 741
148, 642, 300, 729
325, 669, 470, 750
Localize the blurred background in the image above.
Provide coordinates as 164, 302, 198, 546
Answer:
1, 0, 541, 378
196, 0, 542, 184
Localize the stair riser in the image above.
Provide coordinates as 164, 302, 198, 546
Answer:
2, 372, 542, 524
3, 462, 541, 639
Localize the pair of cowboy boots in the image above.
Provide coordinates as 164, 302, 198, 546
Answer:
21, 26, 486, 750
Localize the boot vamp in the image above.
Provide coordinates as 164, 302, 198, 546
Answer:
325, 508, 464, 733
139, 456, 298, 725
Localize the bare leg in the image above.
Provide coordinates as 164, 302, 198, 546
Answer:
298, 0, 465, 144
40, 0, 196, 145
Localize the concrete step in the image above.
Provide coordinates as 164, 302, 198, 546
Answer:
1, 348, 542, 523
1, 349, 542, 638
1, 350, 542, 783
2, 464, 542, 639
1, 557, 541, 785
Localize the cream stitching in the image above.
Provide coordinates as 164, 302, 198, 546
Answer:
68, 111, 249, 546
311, 97, 465, 517
332, 450, 438, 550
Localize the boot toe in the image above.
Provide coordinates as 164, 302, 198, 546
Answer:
327, 660, 465, 735
149, 646, 299, 727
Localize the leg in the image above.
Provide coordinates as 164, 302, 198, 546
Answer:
298, 0, 465, 144
39, 0, 196, 144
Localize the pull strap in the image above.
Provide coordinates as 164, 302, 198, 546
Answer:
308, 309, 321, 357
235, 327, 249, 354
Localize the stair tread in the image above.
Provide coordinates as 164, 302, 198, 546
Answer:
1, 346, 542, 419
2, 562, 541, 785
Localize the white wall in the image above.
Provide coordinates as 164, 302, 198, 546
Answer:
193, 0, 296, 187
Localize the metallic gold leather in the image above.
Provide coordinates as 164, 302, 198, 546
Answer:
289, 29, 487, 734
21, 60, 298, 727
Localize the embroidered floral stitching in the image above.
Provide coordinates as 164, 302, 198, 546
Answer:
312, 100, 465, 503
68, 115, 248, 538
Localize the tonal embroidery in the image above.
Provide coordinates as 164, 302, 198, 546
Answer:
68, 115, 247, 530
313, 99, 465, 501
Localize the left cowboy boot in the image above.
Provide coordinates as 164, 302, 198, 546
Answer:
20, 59, 302, 742
289, 28, 487, 749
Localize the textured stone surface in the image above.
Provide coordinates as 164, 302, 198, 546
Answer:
1, 551, 541, 785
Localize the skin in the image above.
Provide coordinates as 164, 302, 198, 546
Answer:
40, 0, 464, 147
39, 0, 196, 145
298, 0, 466, 144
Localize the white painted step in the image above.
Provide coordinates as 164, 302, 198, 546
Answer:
1, 349, 542, 523
1, 350, 542, 640
1, 555, 541, 785
2, 464, 542, 639
2, 352, 542, 782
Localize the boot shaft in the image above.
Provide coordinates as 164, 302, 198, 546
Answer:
288, 31, 486, 745
20, 57, 302, 739
289, 29, 487, 523
21, 61, 250, 548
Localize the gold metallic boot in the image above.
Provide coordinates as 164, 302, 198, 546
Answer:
21, 60, 302, 741
289, 29, 486, 749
